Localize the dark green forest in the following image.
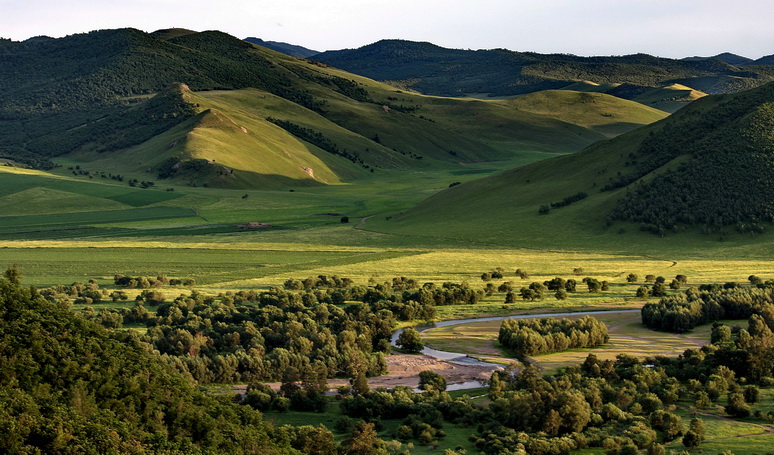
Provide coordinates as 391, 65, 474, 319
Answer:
39, 275, 468, 386
606, 82, 774, 235
0, 271, 304, 454
498, 316, 609, 356
8, 265, 774, 454
314, 39, 774, 97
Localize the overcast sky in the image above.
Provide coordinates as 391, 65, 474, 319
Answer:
1, 0, 772, 59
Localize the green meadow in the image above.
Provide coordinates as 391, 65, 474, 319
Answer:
6, 156, 774, 294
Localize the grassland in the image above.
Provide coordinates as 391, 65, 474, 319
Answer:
506, 90, 668, 136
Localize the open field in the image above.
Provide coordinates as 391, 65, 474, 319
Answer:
7, 239, 774, 292
6, 235, 774, 295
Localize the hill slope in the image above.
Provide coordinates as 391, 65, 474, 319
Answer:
368, 83, 774, 246
314, 39, 774, 98
753, 54, 774, 65
506, 90, 668, 136
0, 28, 670, 188
612, 83, 707, 113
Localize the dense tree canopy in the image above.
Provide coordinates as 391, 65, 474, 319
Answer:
0, 274, 300, 454
499, 316, 609, 356
608, 83, 774, 235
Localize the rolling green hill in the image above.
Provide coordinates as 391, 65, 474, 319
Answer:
505, 90, 668, 136
314, 39, 774, 98
0, 28, 670, 189
368, 82, 774, 247
550, 82, 707, 113
611, 83, 707, 113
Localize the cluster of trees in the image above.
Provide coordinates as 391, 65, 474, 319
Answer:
278, 275, 450, 313
127, 178, 155, 188
498, 316, 609, 356
641, 282, 774, 333
395, 327, 423, 353
539, 192, 589, 214
481, 267, 505, 281
303, 71, 372, 102
134, 288, 392, 383
337, 372, 465, 448
39, 279, 107, 304
114, 273, 195, 288
267, 117, 368, 168
633, 274, 689, 298
283, 274, 356, 290
400, 282, 482, 307
509, 277, 606, 302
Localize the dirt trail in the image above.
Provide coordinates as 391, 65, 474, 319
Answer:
356, 215, 374, 228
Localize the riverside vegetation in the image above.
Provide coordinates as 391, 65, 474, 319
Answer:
7, 266, 774, 454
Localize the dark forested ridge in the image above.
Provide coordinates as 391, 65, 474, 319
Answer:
244, 37, 320, 58
0, 273, 299, 454
682, 52, 754, 66
608, 82, 774, 235
314, 39, 774, 98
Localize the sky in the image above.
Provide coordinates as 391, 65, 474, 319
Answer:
1, 0, 772, 59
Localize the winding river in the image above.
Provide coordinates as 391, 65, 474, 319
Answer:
390, 309, 641, 390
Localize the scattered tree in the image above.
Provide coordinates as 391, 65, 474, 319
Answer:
396, 328, 424, 353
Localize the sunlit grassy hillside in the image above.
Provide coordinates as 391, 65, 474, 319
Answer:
368, 83, 774, 253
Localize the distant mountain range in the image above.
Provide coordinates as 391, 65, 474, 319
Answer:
682, 52, 754, 65
311, 39, 774, 98
682, 52, 774, 66
243, 37, 319, 58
